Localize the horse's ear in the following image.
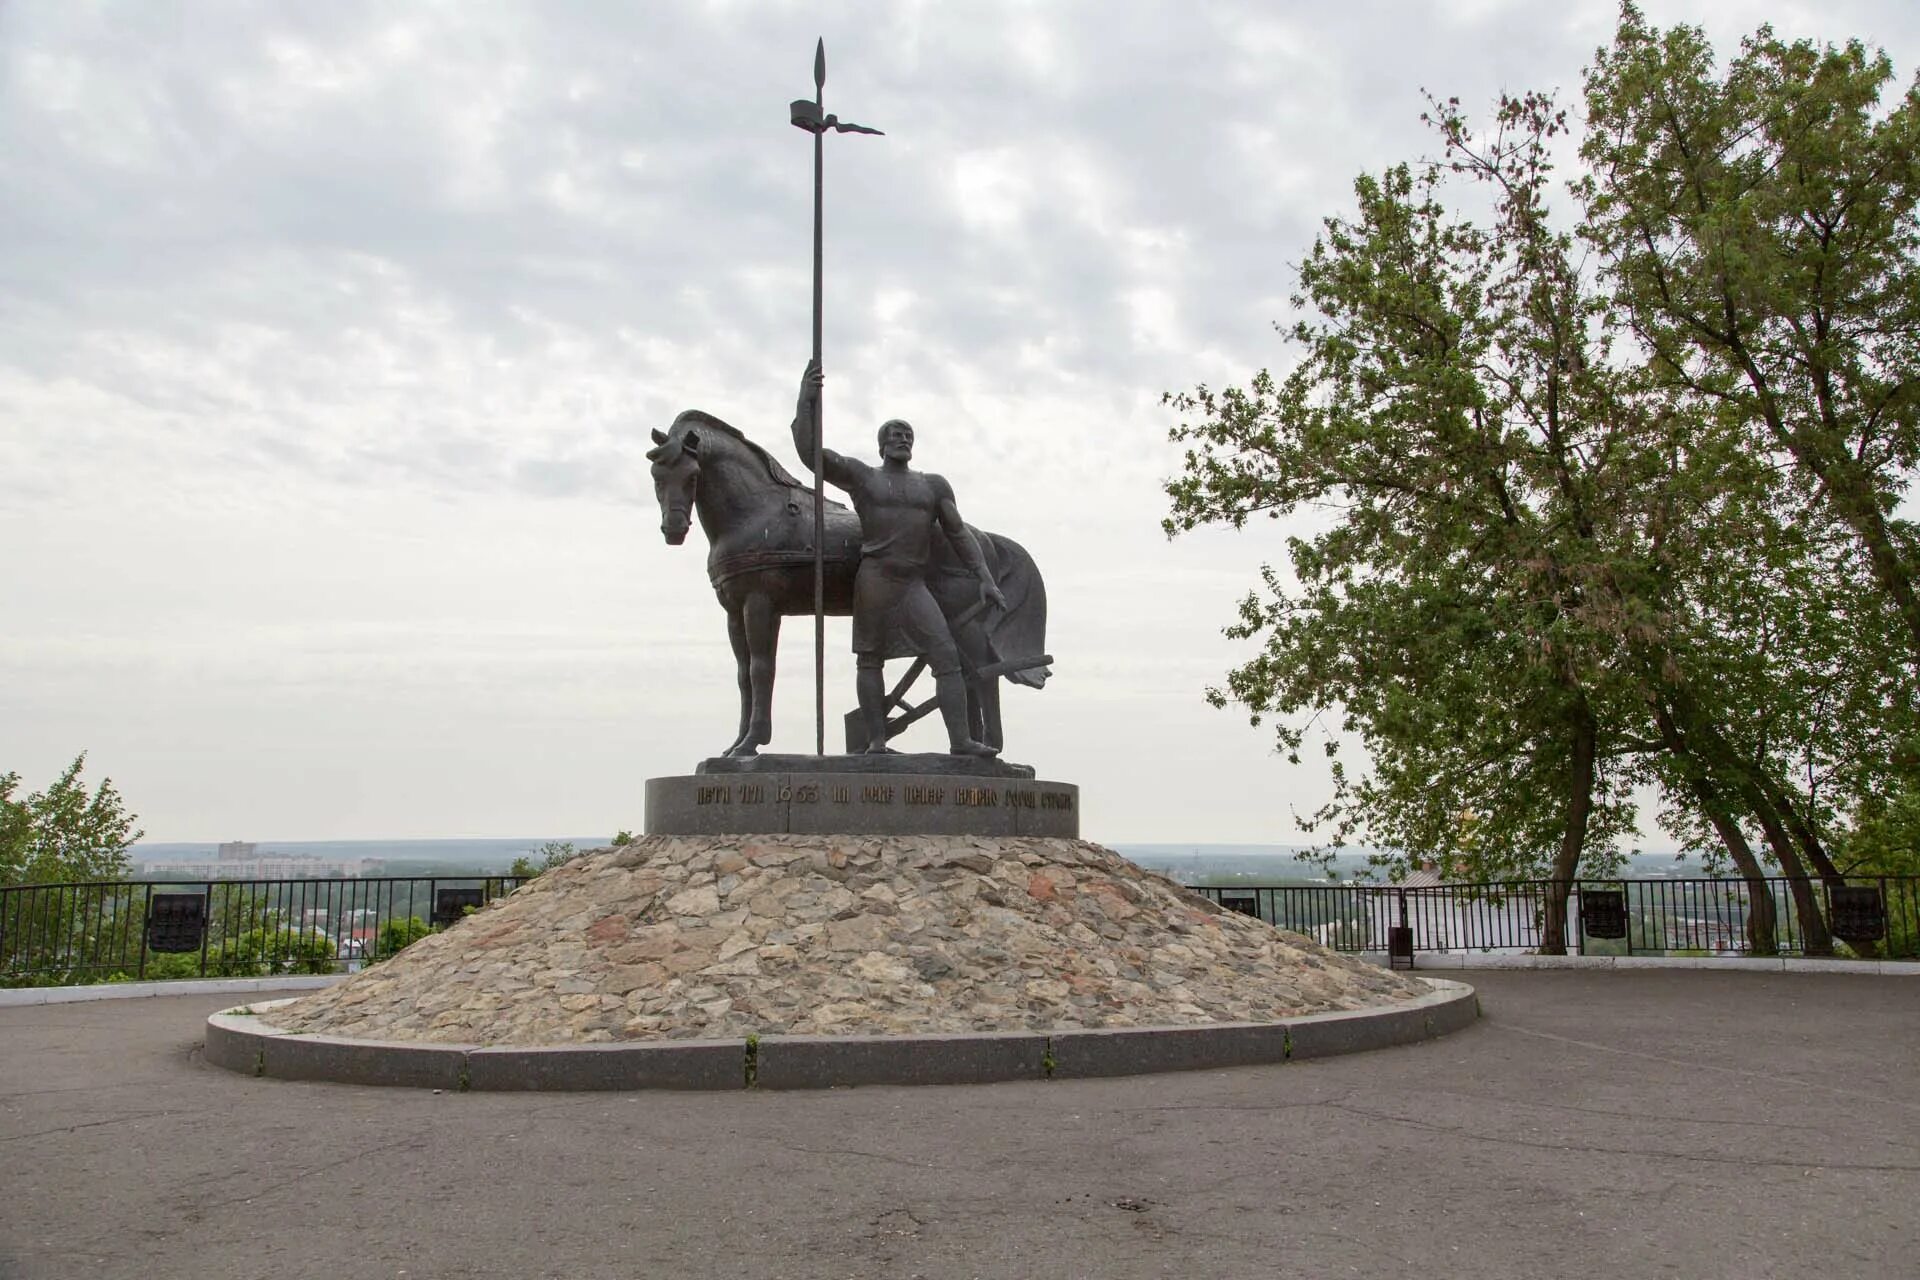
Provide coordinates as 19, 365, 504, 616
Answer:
682, 429, 701, 455
651, 427, 669, 445
645, 445, 665, 462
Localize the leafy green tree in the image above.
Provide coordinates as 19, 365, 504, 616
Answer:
0, 757, 145, 981
1165, 10, 1918, 955
0, 754, 142, 886
1166, 95, 1651, 950
1838, 782, 1920, 956
1576, 6, 1920, 942
1582, 6, 1920, 664
1838, 784, 1920, 878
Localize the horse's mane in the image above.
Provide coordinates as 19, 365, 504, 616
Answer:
670, 410, 813, 495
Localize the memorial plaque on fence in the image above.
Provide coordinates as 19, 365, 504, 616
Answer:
146, 893, 207, 953
1829, 885, 1887, 945
1218, 892, 1260, 920
1580, 889, 1627, 940
432, 887, 486, 928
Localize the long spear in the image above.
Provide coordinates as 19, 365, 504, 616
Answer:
790, 38, 882, 755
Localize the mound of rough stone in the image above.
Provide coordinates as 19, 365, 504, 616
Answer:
267, 835, 1428, 1045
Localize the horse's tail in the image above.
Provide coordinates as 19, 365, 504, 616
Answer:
980, 532, 1050, 689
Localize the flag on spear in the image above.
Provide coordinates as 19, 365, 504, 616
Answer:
789, 38, 883, 755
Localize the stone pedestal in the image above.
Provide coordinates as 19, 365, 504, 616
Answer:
645, 768, 1078, 837
208, 833, 1456, 1089
695, 752, 1035, 780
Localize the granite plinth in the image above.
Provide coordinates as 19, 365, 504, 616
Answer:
646, 773, 1078, 837
205, 982, 1479, 1090
696, 753, 1035, 779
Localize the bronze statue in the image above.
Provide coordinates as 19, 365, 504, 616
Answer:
645, 406, 1050, 760
790, 361, 1004, 756
641, 40, 1051, 764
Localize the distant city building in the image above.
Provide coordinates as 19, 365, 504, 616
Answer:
216, 841, 258, 861
143, 855, 386, 879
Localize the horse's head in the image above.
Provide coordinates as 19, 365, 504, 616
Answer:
645, 419, 703, 545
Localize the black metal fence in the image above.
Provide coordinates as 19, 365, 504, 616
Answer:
1189, 876, 1920, 959
0, 875, 525, 986
6, 872, 1914, 987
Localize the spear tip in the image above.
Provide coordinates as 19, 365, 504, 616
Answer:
814, 38, 825, 88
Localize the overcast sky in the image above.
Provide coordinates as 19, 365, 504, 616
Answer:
4, 1, 1916, 845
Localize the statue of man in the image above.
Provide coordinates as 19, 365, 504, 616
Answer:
791, 361, 1007, 756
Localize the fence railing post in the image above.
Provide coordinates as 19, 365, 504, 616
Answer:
1621, 879, 1632, 956
135, 884, 152, 981
198, 884, 213, 978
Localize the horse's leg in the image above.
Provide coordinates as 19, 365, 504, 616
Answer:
733, 593, 780, 754
981, 677, 1004, 751
722, 601, 753, 756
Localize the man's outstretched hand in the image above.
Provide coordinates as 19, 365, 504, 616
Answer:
982, 581, 1009, 613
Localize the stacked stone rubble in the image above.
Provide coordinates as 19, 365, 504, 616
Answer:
268, 835, 1427, 1045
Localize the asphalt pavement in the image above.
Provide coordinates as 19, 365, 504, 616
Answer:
1, 969, 1915, 1280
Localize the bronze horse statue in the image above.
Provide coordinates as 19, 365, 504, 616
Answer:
646, 410, 1050, 759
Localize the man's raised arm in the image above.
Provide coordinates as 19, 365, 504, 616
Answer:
790, 359, 862, 489
790, 360, 825, 474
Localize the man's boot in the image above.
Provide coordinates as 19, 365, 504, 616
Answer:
857, 665, 896, 754
936, 671, 998, 757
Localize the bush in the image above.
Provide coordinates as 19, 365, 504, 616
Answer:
508, 840, 581, 880
207, 927, 337, 977
139, 951, 204, 980
373, 916, 433, 961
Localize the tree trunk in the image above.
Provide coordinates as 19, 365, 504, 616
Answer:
1540, 700, 1597, 956
1753, 770, 1844, 885
1652, 677, 1836, 954
1653, 704, 1780, 954
1694, 793, 1783, 956
1730, 779, 1835, 956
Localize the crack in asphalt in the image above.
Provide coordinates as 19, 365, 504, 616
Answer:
768, 1142, 944, 1171
1486, 1022, 1920, 1113
0, 1080, 179, 1101
176, 1133, 432, 1216
1421, 1090, 1834, 1132
1318, 1101, 1920, 1174
0, 1108, 208, 1145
